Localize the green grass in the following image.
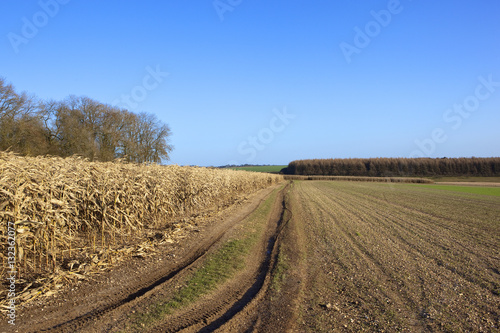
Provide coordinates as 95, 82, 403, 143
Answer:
230, 165, 287, 173
271, 245, 289, 295
130, 239, 251, 331
415, 184, 500, 197
126, 187, 280, 331
148, 239, 248, 314
431, 176, 500, 183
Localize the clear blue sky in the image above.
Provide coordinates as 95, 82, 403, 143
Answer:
1, 0, 499, 166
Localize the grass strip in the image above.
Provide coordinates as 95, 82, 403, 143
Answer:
415, 184, 500, 197
431, 176, 500, 183
126, 187, 280, 331
271, 248, 289, 295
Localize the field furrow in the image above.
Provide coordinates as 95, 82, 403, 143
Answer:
292, 181, 500, 332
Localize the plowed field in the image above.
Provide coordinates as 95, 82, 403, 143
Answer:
292, 181, 499, 332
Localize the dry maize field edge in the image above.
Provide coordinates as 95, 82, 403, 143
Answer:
0, 153, 284, 332
9, 184, 284, 333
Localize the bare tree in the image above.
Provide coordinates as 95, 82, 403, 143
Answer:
118, 112, 172, 163
0, 78, 48, 155
0, 78, 174, 163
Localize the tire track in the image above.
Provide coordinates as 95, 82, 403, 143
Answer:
38, 232, 226, 332
148, 184, 293, 332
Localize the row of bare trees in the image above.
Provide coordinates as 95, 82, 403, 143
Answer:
0, 78, 172, 163
283, 157, 500, 177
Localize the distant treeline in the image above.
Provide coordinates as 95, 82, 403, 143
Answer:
0, 78, 172, 163
282, 158, 500, 177
283, 175, 433, 183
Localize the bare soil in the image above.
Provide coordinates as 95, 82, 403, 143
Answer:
291, 181, 499, 332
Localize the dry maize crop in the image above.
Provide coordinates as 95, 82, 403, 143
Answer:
0, 152, 282, 306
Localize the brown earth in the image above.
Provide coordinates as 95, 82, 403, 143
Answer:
291, 181, 499, 332
3, 180, 499, 332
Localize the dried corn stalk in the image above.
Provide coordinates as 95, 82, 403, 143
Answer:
0, 152, 283, 306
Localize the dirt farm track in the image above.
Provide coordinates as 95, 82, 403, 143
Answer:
3, 180, 499, 332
